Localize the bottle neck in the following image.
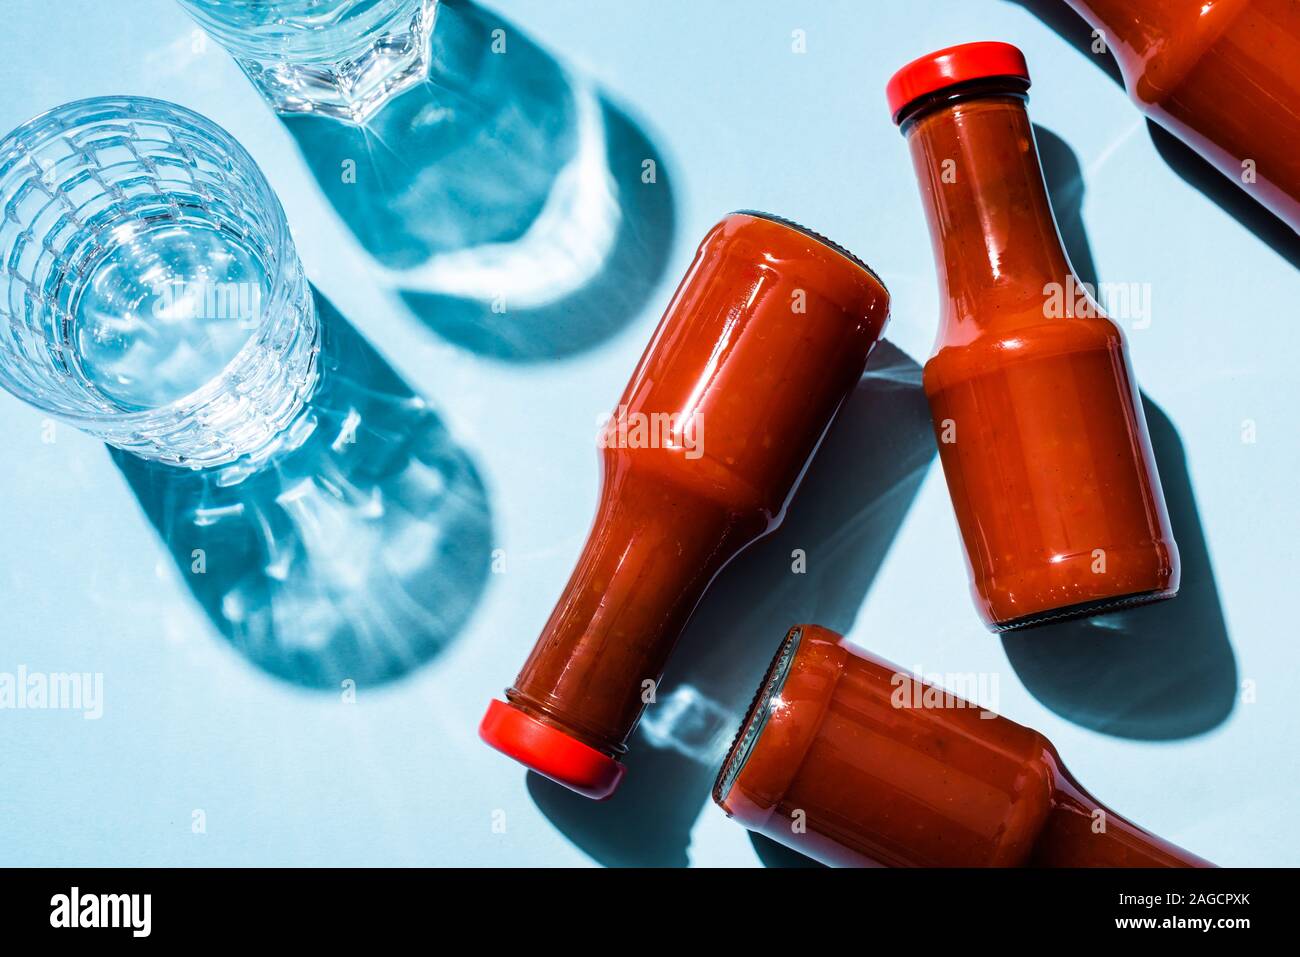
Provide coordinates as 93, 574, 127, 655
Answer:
903, 89, 1075, 343
1063, 0, 1246, 104
509, 463, 766, 755
1064, 0, 1138, 33
1061, 0, 1157, 89
1034, 765, 1212, 867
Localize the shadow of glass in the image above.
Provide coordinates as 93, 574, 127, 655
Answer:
1009, 0, 1300, 269
528, 341, 937, 865
1000, 126, 1237, 739
282, 0, 676, 361
112, 289, 494, 689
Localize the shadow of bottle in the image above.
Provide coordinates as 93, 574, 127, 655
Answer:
280, 0, 676, 361
1007, 0, 1300, 269
999, 127, 1237, 739
112, 289, 494, 689
527, 341, 938, 865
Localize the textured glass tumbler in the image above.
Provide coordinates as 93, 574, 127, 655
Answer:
0, 97, 319, 467
177, 0, 438, 122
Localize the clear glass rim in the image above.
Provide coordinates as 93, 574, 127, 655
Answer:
0, 95, 302, 428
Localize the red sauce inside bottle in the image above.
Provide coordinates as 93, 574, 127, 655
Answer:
1068, 0, 1300, 231
482, 213, 890, 798
715, 625, 1212, 867
891, 44, 1178, 629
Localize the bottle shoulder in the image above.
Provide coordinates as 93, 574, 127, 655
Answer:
1085, 0, 1253, 108
924, 315, 1125, 387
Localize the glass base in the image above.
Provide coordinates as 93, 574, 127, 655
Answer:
233, 0, 439, 123
106, 272, 321, 470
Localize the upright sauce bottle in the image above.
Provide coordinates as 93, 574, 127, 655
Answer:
715, 625, 1212, 867
481, 213, 890, 799
1065, 0, 1300, 231
889, 42, 1178, 629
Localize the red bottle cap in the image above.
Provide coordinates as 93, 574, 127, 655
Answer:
886, 41, 1031, 123
479, 699, 626, 800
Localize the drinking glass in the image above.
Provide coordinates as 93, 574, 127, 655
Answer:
176, 0, 677, 363
0, 96, 320, 467
176, 0, 438, 122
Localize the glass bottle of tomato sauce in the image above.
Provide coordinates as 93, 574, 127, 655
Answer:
714, 625, 1212, 867
480, 213, 890, 799
1064, 0, 1300, 231
888, 42, 1178, 630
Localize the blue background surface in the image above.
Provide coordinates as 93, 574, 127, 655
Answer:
1, 0, 1296, 866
